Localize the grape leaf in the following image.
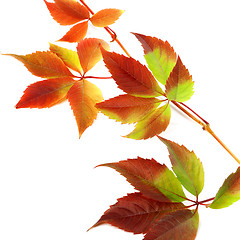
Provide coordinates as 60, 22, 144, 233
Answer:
90, 8, 124, 27
67, 79, 103, 138
44, 0, 90, 26
144, 209, 199, 240
90, 192, 184, 234
159, 137, 204, 196
96, 94, 161, 124
58, 21, 88, 43
49, 43, 82, 73
165, 56, 194, 102
98, 157, 186, 202
125, 103, 171, 140
77, 38, 110, 74
101, 48, 164, 97
5, 51, 75, 78
16, 78, 75, 108
133, 33, 177, 86
210, 167, 240, 209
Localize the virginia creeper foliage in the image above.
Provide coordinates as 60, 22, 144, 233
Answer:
4, 0, 240, 239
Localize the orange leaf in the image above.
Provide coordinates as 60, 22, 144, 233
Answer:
77, 38, 110, 74
16, 78, 75, 108
58, 21, 88, 43
67, 80, 103, 138
101, 48, 163, 98
6, 51, 75, 78
90, 8, 124, 27
44, 0, 90, 26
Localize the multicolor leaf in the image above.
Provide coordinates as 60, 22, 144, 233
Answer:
98, 157, 186, 202
58, 21, 89, 43
49, 43, 82, 73
16, 78, 75, 109
159, 137, 204, 196
44, 0, 90, 26
144, 209, 199, 240
165, 56, 194, 102
67, 79, 103, 138
5, 51, 75, 78
77, 38, 110, 74
210, 167, 240, 209
125, 103, 171, 140
101, 48, 163, 97
90, 192, 184, 234
90, 8, 124, 27
96, 94, 161, 124
133, 33, 177, 86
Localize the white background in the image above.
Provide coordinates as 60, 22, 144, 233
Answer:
1, 0, 240, 239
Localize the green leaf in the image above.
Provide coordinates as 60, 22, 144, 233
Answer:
159, 137, 204, 197
210, 167, 240, 209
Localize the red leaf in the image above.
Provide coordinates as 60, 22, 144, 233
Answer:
101, 48, 163, 97
144, 210, 199, 240
16, 78, 75, 108
67, 80, 103, 138
44, 0, 90, 26
77, 38, 110, 74
58, 21, 88, 43
90, 192, 184, 234
96, 94, 161, 124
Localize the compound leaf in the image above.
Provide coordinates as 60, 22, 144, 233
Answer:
101, 48, 163, 97
96, 94, 161, 124
125, 103, 171, 140
165, 56, 194, 102
210, 167, 240, 209
159, 137, 204, 196
144, 209, 199, 240
90, 8, 124, 27
67, 79, 103, 138
5, 51, 75, 78
90, 192, 184, 234
133, 33, 177, 86
77, 38, 110, 74
98, 157, 186, 202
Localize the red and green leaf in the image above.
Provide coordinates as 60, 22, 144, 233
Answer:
16, 78, 75, 108
90, 192, 184, 234
165, 57, 194, 102
159, 137, 204, 196
67, 79, 103, 138
144, 209, 199, 240
133, 33, 177, 86
98, 157, 186, 202
210, 167, 240, 209
44, 0, 90, 26
90, 8, 124, 27
125, 103, 171, 140
5, 51, 75, 78
101, 48, 163, 97
77, 38, 110, 74
96, 94, 161, 124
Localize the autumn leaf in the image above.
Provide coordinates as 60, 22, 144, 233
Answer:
90, 192, 184, 234
133, 33, 177, 86
210, 167, 240, 209
144, 209, 199, 240
98, 157, 186, 202
90, 8, 124, 27
67, 79, 103, 138
159, 137, 204, 196
165, 56, 194, 102
16, 78, 75, 108
101, 48, 163, 97
77, 38, 110, 74
5, 51, 75, 79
